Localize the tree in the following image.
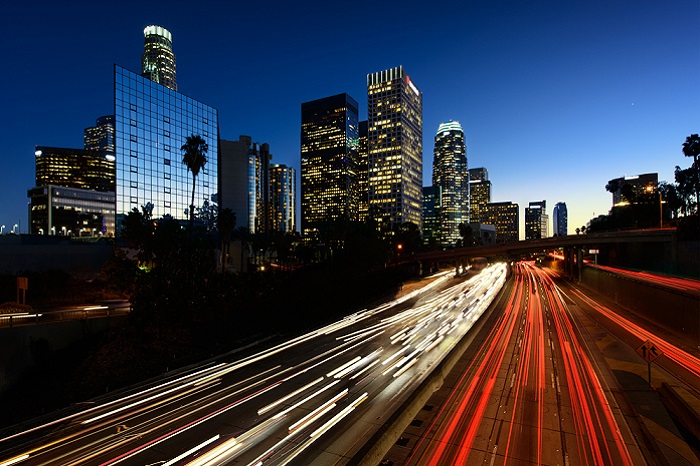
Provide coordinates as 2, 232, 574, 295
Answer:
181, 134, 209, 232
682, 134, 700, 213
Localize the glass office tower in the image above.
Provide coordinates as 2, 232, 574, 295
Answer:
422, 185, 440, 246
367, 66, 423, 233
84, 115, 116, 154
553, 202, 568, 236
433, 121, 467, 247
114, 65, 218, 228
141, 25, 177, 91
270, 164, 296, 233
300, 93, 360, 239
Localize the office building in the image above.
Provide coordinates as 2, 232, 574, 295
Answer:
422, 186, 440, 246
358, 120, 369, 222
270, 164, 296, 233
553, 202, 568, 236
525, 200, 548, 240
300, 93, 360, 238
114, 65, 218, 229
367, 66, 423, 233
34, 146, 115, 193
607, 173, 658, 206
469, 167, 491, 223
432, 121, 467, 247
220, 136, 276, 235
141, 25, 177, 91
84, 115, 115, 154
28, 185, 116, 236
484, 201, 519, 243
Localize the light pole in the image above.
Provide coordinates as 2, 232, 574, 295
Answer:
12, 224, 18, 234
0, 225, 4, 235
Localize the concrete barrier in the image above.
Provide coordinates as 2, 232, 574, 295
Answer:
0, 316, 126, 396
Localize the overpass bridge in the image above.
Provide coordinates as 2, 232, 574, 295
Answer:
406, 228, 678, 277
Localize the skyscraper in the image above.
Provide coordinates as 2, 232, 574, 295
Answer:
432, 121, 467, 247
84, 115, 115, 154
422, 186, 440, 246
367, 66, 423, 233
357, 120, 369, 223
300, 93, 360, 239
269, 164, 296, 233
484, 201, 519, 243
553, 202, 568, 236
141, 25, 177, 91
525, 200, 548, 240
114, 65, 218, 228
469, 167, 491, 224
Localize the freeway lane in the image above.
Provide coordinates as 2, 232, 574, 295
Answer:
386, 262, 644, 465
0, 265, 507, 466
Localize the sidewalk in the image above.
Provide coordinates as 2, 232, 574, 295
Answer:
567, 279, 700, 465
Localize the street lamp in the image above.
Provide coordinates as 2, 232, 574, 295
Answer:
0, 225, 4, 235
12, 224, 18, 234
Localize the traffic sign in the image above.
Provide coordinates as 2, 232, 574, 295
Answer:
636, 340, 662, 364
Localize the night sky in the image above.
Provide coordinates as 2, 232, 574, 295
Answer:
1, 0, 698, 236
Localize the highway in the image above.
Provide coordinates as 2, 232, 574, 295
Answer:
389, 262, 645, 465
0, 264, 507, 466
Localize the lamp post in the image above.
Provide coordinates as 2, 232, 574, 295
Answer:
12, 224, 18, 234
0, 225, 4, 235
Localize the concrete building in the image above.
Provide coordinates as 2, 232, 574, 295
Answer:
219, 136, 272, 234
607, 173, 658, 206
484, 201, 519, 243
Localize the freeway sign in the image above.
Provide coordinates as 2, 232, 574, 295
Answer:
636, 340, 662, 364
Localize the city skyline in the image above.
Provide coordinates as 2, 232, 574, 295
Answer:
1, 1, 698, 237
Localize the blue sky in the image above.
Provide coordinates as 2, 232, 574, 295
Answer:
1, 0, 698, 236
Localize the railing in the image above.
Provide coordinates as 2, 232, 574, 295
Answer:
0, 302, 131, 328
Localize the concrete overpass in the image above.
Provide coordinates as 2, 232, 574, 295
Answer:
407, 228, 678, 277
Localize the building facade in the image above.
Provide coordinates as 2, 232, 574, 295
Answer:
469, 167, 491, 224
114, 65, 218, 229
34, 146, 115, 193
432, 121, 467, 247
84, 115, 115, 154
28, 185, 116, 236
367, 66, 423, 233
300, 93, 360, 238
141, 25, 177, 91
553, 202, 567, 236
607, 173, 658, 206
357, 120, 369, 223
422, 185, 440, 246
269, 164, 296, 233
484, 201, 519, 243
525, 200, 548, 240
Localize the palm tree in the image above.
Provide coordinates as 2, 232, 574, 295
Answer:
181, 134, 209, 232
682, 134, 700, 212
